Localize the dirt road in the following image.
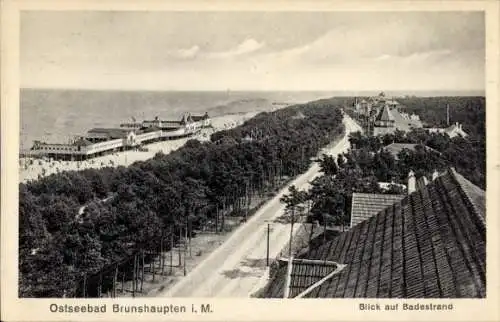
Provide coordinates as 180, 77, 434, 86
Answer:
160, 113, 362, 297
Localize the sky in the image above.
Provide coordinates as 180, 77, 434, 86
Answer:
20, 11, 485, 91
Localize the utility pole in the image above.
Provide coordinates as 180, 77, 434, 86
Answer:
113, 264, 118, 298
215, 204, 219, 234
267, 223, 271, 266
98, 272, 102, 297
245, 179, 249, 221
178, 227, 182, 266
132, 254, 137, 298
140, 250, 144, 292
170, 227, 174, 275
289, 207, 295, 259
279, 159, 283, 180
82, 273, 87, 298
189, 218, 192, 258
184, 221, 187, 276
301, 146, 305, 171
160, 236, 165, 276
323, 214, 327, 245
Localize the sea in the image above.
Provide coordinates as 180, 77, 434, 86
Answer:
20, 89, 484, 152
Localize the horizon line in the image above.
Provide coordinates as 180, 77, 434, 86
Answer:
20, 87, 486, 94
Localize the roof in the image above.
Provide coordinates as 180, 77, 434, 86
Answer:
191, 113, 209, 121
390, 108, 423, 131
383, 143, 439, 158
384, 143, 419, 155
265, 260, 288, 298
264, 258, 343, 298
445, 124, 469, 138
143, 120, 181, 124
73, 138, 93, 147
452, 169, 485, 225
350, 193, 405, 227
142, 126, 160, 133
262, 168, 486, 298
416, 176, 429, 191
375, 105, 395, 122
119, 122, 142, 128
87, 128, 133, 138
88, 128, 131, 133
424, 124, 468, 138
378, 182, 407, 191
180, 113, 194, 123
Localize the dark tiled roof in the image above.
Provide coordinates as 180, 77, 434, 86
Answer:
350, 193, 405, 227
142, 126, 160, 133
383, 143, 440, 159
384, 143, 419, 154
416, 176, 429, 191
445, 124, 469, 137
375, 105, 395, 122
263, 168, 486, 298
262, 259, 340, 298
87, 128, 132, 138
452, 170, 485, 224
288, 261, 338, 298
264, 260, 288, 298
73, 138, 93, 146
191, 113, 209, 121
391, 108, 423, 131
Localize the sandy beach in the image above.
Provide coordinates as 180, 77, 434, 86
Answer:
19, 112, 259, 183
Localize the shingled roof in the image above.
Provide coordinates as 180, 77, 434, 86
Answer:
191, 112, 210, 121
87, 128, 133, 139
264, 258, 345, 298
261, 168, 486, 298
383, 143, 440, 159
375, 105, 395, 122
350, 193, 405, 228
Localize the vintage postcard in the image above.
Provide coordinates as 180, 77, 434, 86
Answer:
1, 0, 499, 321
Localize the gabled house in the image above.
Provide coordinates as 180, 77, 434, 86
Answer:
382, 143, 441, 160
372, 105, 396, 136
350, 193, 405, 228
427, 122, 469, 138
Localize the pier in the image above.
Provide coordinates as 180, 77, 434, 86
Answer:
27, 112, 211, 161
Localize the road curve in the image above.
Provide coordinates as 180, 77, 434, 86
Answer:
160, 113, 362, 297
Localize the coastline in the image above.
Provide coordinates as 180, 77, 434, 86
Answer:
19, 111, 259, 184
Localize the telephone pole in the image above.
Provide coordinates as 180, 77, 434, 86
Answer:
289, 208, 295, 259
184, 222, 187, 276
267, 223, 271, 266
244, 180, 248, 221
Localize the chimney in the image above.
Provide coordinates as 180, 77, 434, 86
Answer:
407, 170, 416, 194
432, 169, 439, 180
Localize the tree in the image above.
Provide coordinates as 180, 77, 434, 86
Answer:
280, 185, 308, 257
337, 154, 345, 168
19, 99, 347, 297
318, 154, 338, 176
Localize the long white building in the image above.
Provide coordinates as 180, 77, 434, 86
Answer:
29, 112, 211, 160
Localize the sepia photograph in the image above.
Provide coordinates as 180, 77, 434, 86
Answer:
2, 1, 499, 321
17, 9, 487, 300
